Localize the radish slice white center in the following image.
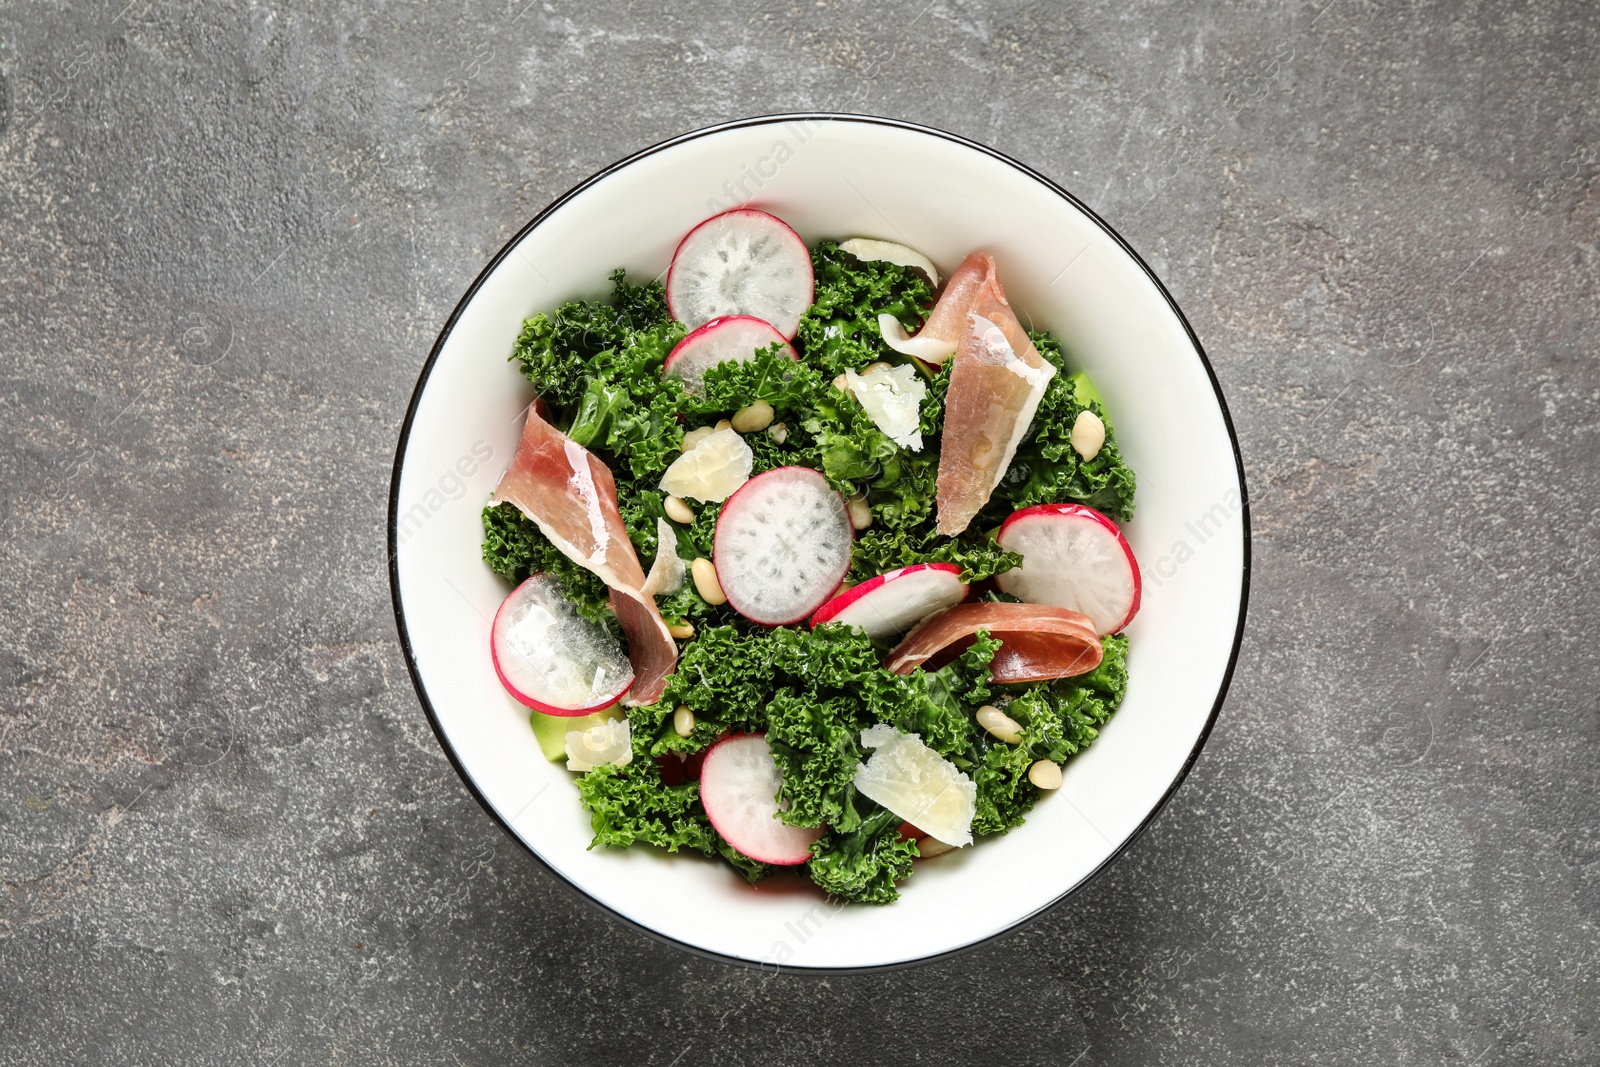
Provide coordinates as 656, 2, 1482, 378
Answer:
492, 574, 634, 713
666, 209, 814, 338
811, 563, 967, 642
699, 734, 824, 866
664, 315, 796, 395
995, 504, 1141, 635
714, 467, 853, 626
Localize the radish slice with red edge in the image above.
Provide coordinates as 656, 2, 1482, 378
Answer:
491, 573, 634, 715
698, 733, 823, 866
664, 315, 797, 395
810, 563, 968, 642
714, 466, 853, 626
995, 503, 1141, 635
666, 209, 814, 339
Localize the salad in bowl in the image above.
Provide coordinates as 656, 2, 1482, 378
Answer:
480, 207, 1143, 905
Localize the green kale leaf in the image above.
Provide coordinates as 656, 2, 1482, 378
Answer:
806, 804, 919, 905
965, 633, 1131, 836
983, 333, 1137, 523
480, 502, 614, 628
576, 758, 715, 856
795, 241, 935, 379
765, 690, 868, 833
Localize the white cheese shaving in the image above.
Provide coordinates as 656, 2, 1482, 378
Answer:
658, 427, 753, 502
844, 363, 928, 451
852, 723, 976, 847
565, 717, 633, 773
642, 516, 685, 598
878, 313, 958, 363
839, 238, 941, 287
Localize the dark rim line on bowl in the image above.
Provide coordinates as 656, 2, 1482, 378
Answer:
388, 113, 1252, 974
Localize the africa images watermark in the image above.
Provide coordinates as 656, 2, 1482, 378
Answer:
394, 439, 497, 549
1142, 487, 1246, 591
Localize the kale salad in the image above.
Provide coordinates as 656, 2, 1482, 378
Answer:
480, 210, 1142, 904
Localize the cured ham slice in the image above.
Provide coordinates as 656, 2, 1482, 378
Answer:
884, 602, 1101, 683
877, 252, 995, 365
934, 272, 1056, 536
918, 252, 997, 350
492, 404, 677, 706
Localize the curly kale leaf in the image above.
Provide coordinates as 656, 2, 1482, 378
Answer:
766, 690, 868, 833
607, 267, 672, 326
894, 631, 1002, 758
715, 838, 771, 885
795, 240, 935, 379
983, 333, 1137, 523
650, 624, 905, 738
848, 524, 1021, 585
509, 271, 671, 409
807, 805, 919, 905
576, 758, 715, 855
508, 272, 685, 484
480, 503, 614, 628
689, 342, 830, 423
964, 634, 1131, 836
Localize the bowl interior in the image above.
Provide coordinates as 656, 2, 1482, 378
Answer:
391, 116, 1246, 970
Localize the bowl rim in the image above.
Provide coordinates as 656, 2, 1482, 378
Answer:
387, 112, 1252, 974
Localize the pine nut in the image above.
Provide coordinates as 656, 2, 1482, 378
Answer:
767, 422, 788, 444
1028, 760, 1063, 790
833, 373, 849, 392
917, 836, 957, 858
847, 493, 872, 530
667, 621, 695, 640
663, 495, 696, 524
731, 399, 775, 433
673, 705, 695, 737
714, 418, 732, 432
1071, 410, 1106, 462
691, 557, 727, 605
975, 704, 1023, 744
681, 426, 714, 452
863, 361, 890, 376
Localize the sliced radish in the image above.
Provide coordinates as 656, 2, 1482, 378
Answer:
666, 209, 814, 338
698, 733, 824, 865
491, 573, 634, 715
664, 315, 798, 395
995, 503, 1142, 635
714, 467, 853, 626
810, 563, 967, 642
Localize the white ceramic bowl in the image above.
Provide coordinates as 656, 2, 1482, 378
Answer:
389, 115, 1249, 971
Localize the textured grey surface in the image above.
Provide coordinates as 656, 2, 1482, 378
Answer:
2, 0, 1597, 1063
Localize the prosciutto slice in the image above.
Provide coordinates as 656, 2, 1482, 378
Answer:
918, 252, 998, 351
884, 602, 1101, 683
934, 269, 1056, 536
492, 404, 677, 706
876, 252, 996, 365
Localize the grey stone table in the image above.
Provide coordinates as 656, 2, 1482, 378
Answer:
2, 1, 1596, 1063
